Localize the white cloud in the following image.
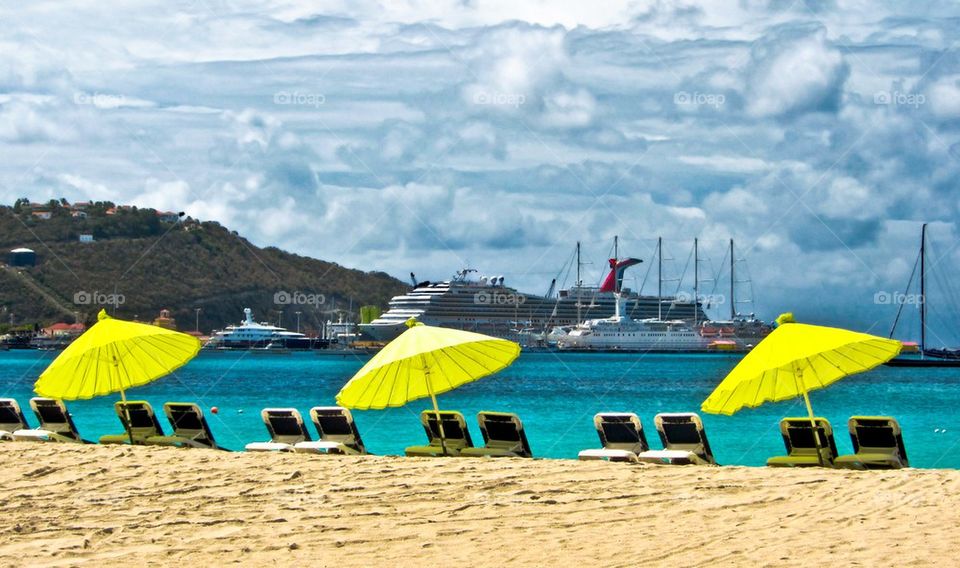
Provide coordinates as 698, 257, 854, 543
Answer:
745, 29, 849, 118
0, 1, 958, 332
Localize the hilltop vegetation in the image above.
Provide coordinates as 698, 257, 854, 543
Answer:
0, 199, 407, 332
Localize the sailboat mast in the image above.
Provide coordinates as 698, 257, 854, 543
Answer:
614, 236, 619, 293
921, 223, 927, 353
729, 239, 736, 320
694, 238, 699, 326
576, 241, 582, 325
658, 236, 663, 320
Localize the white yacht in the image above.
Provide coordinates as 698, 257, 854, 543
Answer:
557, 295, 711, 351
206, 308, 316, 350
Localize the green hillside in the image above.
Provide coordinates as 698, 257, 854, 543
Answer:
0, 200, 408, 333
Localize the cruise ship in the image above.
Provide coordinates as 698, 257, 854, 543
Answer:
359, 264, 707, 343
206, 308, 324, 350
556, 295, 711, 351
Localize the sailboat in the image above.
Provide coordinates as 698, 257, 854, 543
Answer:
885, 223, 960, 367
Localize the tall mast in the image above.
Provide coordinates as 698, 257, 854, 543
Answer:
613, 236, 622, 321
658, 236, 663, 320
614, 236, 619, 292
694, 238, 699, 326
920, 223, 927, 354
576, 241, 582, 325
729, 238, 736, 320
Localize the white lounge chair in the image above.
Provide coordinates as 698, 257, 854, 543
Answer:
294, 406, 367, 455
578, 413, 648, 462
245, 408, 311, 452
0, 399, 28, 441
12, 398, 88, 443
636, 413, 716, 465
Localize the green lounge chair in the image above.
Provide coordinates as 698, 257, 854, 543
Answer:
766, 417, 838, 467
12, 398, 89, 443
460, 412, 532, 458
100, 401, 166, 445
245, 408, 311, 452
578, 412, 648, 462
0, 399, 28, 441
637, 412, 716, 465
835, 416, 909, 469
405, 410, 474, 457
294, 406, 367, 455
146, 402, 226, 449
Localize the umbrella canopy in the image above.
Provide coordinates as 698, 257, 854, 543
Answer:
35, 309, 201, 400
336, 320, 521, 410
701, 313, 902, 416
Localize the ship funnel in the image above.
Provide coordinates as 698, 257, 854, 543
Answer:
243, 308, 254, 325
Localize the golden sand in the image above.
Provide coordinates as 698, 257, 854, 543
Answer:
1, 443, 957, 567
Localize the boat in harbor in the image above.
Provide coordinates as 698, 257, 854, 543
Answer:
206, 308, 328, 350
362, 238, 771, 351
359, 266, 706, 344
885, 223, 960, 367
558, 237, 712, 352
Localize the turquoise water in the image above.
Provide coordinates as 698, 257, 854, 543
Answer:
2, 350, 959, 468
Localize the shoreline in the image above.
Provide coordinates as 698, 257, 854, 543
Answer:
1, 443, 957, 566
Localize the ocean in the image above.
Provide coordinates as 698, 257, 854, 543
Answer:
2, 350, 958, 468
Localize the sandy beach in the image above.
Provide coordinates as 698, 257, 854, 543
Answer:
1, 444, 957, 567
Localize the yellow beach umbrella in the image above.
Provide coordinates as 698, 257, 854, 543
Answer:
701, 313, 901, 463
35, 309, 201, 401
336, 319, 520, 454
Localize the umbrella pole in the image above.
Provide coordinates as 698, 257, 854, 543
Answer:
797, 368, 824, 467
120, 386, 134, 446
423, 366, 448, 457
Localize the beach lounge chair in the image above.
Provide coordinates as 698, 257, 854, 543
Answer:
245, 408, 311, 452
766, 417, 839, 467
99, 401, 166, 445
144, 402, 225, 449
0, 399, 28, 441
404, 410, 474, 457
578, 413, 648, 462
460, 412, 533, 458
835, 416, 909, 469
12, 398, 88, 443
294, 406, 367, 455
636, 413, 716, 465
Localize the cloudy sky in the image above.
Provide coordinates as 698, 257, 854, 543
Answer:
2, 1, 959, 341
